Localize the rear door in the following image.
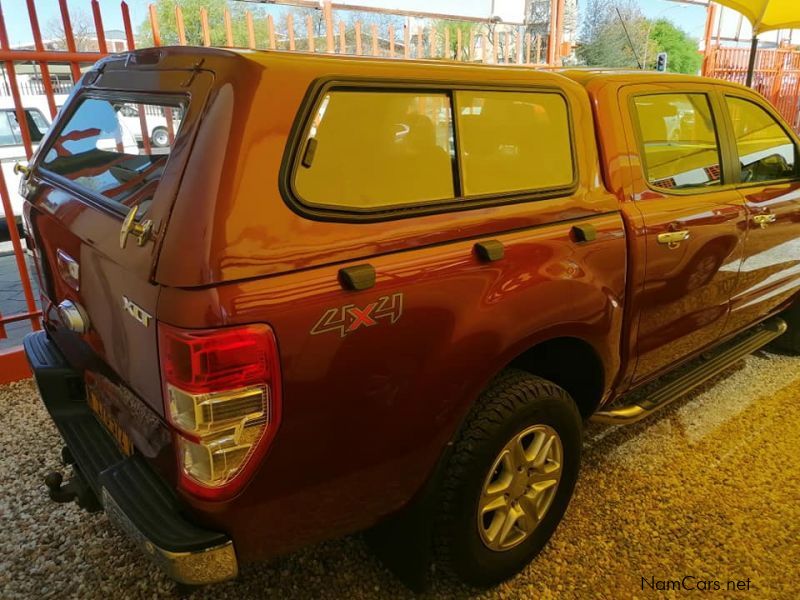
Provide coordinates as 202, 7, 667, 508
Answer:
717, 91, 800, 335
618, 83, 747, 382
25, 64, 212, 416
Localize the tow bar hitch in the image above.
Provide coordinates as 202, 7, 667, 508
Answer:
44, 448, 102, 512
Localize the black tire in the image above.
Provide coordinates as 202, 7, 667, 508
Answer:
774, 303, 800, 354
151, 126, 170, 148
434, 369, 582, 587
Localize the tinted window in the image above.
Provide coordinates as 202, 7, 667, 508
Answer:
456, 91, 573, 195
726, 96, 798, 183
0, 109, 49, 145
0, 112, 16, 146
633, 93, 722, 190
294, 90, 455, 210
41, 98, 184, 210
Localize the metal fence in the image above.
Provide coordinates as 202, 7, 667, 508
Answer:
703, 42, 800, 132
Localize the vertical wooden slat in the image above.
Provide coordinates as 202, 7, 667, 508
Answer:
246, 12, 255, 49
58, 0, 83, 82
429, 27, 435, 59
457, 28, 462, 61
268, 15, 276, 50
469, 30, 474, 61
224, 8, 233, 47
535, 34, 542, 64
324, 1, 334, 53
149, 4, 161, 46
444, 28, 450, 60
287, 13, 295, 51
137, 103, 152, 154
306, 15, 315, 52
338, 21, 345, 54
404, 23, 410, 59
416, 29, 423, 58
525, 32, 531, 64
388, 24, 395, 57
355, 21, 362, 55
504, 31, 510, 63
90, 0, 107, 54
492, 29, 499, 63
164, 107, 175, 144
175, 6, 187, 45
371, 24, 378, 56
200, 8, 210, 47
121, 1, 136, 49
26, 0, 58, 118
515, 30, 521, 64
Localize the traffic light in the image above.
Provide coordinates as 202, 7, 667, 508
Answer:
656, 52, 668, 72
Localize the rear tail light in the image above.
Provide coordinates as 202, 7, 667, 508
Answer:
158, 323, 282, 501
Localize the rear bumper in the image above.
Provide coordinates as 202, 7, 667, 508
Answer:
23, 330, 238, 585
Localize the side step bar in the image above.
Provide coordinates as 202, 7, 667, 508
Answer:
592, 317, 788, 425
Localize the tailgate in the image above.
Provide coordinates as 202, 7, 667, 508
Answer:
24, 54, 213, 417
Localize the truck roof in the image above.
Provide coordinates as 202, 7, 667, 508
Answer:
558, 67, 752, 93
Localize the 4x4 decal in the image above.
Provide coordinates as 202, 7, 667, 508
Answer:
311, 293, 403, 338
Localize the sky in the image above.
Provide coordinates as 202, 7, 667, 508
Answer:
0, 0, 714, 47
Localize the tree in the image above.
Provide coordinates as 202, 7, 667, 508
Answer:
138, 0, 260, 48
46, 9, 96, 51
433, 20, 477, 60
649, 19, 702, 74
576, 0, 656, 69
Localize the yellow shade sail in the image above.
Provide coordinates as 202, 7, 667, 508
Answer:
713, 0, 800, 34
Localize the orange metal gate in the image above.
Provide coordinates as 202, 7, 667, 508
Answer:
0, 0, 562, 383
703, 42, 800, 132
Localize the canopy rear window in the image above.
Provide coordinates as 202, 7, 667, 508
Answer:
40, 96, 185, 212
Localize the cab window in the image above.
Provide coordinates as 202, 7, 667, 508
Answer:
725, 96, 798, 183
633, 93, 722, 190
455, 91, 573, 196
294, 90, 455, 210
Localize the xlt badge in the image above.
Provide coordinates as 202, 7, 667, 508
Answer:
122, 296, 152, 327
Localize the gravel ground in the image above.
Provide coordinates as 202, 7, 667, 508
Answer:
2, 349, 800, 600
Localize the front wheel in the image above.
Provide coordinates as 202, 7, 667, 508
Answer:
434, 369, 582, 587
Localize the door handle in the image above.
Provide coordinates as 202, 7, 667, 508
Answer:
119, 204, 153, 249
657, 230, 690, 249
752, 214, 777, 229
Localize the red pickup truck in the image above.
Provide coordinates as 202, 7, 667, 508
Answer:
21, 47, 800, 589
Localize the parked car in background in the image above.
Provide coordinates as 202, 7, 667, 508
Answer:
19, 48, 800, 590
0, 95, 67, 234
115, 102, 179, 148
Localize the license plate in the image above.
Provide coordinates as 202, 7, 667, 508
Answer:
87, 386, 134, 456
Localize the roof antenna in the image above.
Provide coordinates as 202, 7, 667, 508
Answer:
615, 7, 643, 69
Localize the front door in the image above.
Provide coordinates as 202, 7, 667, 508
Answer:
619, 85, 747, 383
718, 92, 800, 335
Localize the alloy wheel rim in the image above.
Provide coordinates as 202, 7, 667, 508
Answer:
477, 424, 563, 551
153, 129, 169, 147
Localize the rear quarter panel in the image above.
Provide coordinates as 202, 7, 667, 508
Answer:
157, 212, 625, 558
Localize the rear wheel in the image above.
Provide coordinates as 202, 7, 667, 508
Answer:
774, 303, 800, 354
434, 369, 582, 587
